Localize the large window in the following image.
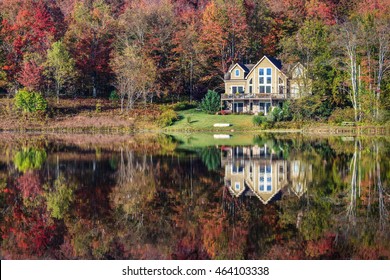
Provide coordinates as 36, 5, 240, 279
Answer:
259, 68, 272, 93
231, 86, 244, 94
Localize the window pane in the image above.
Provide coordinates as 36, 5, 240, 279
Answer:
260, 86, 265, 93
267, 68, 271, 75
259, 77, 264, 84
235, 69, 239, 76
266, 77, 271, 84
260, 177, 264, 182
249, 78, 253, 84
267, 177, 271, 182
266, 86, 271, 93
260, 185, 264, 191
232, 87, 237, 93
260, 166, 265, 173
266, 166, 271, 173
259, 68, 264, 75
238, 87, 244, 93
249, 86, 252, 93
267, 185, 272, 191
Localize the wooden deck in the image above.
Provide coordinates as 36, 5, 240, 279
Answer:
221, 93, 291, 100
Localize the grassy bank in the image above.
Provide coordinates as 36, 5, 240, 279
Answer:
165, 108, 270, 132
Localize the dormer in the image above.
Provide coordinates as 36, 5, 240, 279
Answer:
229, 63, 248, 80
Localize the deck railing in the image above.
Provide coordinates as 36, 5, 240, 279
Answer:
221, 93, 290, 100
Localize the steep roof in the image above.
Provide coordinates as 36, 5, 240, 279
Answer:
265, 55, 282, 70
224, 56, 284, 80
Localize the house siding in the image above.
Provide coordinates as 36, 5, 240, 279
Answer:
222, 56, 308, 114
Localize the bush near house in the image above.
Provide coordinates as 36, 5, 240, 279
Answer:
253, 115, 274, 129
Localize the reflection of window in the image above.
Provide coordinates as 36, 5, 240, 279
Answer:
294, 162, 299, 175
232, 164, 244, 173
260, 166, 265, 173
235, 69, 240, 77
235, 182, 240, 190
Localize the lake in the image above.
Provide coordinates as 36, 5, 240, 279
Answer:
0, 133, 389, 259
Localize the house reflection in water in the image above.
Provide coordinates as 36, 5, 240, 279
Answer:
222, 145, 312, 204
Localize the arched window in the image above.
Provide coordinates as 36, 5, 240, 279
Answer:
235, 69, 240, 77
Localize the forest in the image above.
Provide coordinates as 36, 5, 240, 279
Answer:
0, 0, 389, 123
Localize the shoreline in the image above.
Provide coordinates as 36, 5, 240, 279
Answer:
0, 124, 388, 136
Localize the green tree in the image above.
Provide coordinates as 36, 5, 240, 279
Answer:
46, 41, 75, 102
14, 88, 47, 114
200, 89, 220, 114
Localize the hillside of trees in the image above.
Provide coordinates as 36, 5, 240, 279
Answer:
0, 0, 389, 122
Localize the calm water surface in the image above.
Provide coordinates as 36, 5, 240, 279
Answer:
0, 133, 389, 259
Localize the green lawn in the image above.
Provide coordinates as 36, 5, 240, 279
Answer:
165, 109, 257, 132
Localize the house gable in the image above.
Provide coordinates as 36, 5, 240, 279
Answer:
229, 63, 247, 80
245, 55, 286, 78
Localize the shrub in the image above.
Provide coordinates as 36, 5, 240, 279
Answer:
200, 90, 220, 114
253, 115, 264, 126
109, 90, 119, 101
253, 115, 274, 129
328, 108, 355, 124
14, 89, 47, 113
95, 101, 102, 113
272, 102, 292, 122
157, 109, 179, 127
172, 101, 197, 111
219, 110, 231, 115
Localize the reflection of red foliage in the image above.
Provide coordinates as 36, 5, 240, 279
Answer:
15, 171, 42, 200
306, 233, 336, 259
266, 240, 305, 260
4, 206, 56, 258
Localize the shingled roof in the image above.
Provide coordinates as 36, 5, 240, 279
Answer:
224, 56, 282, 80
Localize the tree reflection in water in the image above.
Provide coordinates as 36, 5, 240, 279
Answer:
0, 135, 388, 259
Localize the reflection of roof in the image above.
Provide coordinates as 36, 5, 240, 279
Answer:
226, 180, 283, 205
